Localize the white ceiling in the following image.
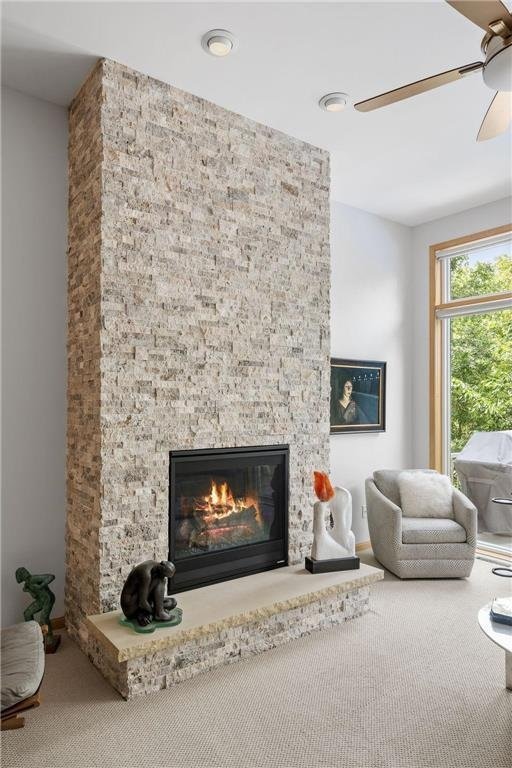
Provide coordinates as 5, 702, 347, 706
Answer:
2, 1, 511, 225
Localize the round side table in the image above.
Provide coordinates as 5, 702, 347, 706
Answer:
478, 603, 512, 690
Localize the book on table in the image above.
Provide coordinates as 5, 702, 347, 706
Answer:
490, 597, 512, 626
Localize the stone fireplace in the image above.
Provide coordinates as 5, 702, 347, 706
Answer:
67, 58, 331, 650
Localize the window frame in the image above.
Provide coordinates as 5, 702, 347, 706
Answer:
429, 223, 512, 472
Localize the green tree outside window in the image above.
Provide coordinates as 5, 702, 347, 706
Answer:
450, 253, 512, 460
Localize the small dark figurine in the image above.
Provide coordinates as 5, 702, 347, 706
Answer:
120, 560, 178, 627
15, 566, 61, 653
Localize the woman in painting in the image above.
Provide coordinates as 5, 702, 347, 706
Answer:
336, 378, 359, 425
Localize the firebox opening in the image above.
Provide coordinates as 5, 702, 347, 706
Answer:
169, 445, 289, 592
176, 478, 265, 557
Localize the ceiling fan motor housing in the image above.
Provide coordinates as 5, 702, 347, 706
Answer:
483, 36, 512, 91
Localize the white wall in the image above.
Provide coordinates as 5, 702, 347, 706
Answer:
411, 197, 512, 469
330, 202, 413, 543
1, 86, 68, 625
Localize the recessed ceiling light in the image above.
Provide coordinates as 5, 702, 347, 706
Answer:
201, 29, 237, 57
319, 93, 349, 112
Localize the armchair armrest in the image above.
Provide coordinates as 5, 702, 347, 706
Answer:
452, 487, 477, 548
365, 478, 402, 559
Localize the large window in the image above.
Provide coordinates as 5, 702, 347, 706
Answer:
430, 225, 512, 476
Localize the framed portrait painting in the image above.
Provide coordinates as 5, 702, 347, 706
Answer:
330, 359, 386, 434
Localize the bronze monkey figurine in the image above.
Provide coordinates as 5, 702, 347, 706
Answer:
120, 560, 177, 627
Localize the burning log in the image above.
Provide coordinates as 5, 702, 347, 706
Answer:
176, 479, 264, 555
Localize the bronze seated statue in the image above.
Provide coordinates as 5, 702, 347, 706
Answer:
120, 560, 177, 627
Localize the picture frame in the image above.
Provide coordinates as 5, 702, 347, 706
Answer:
330, 358, 386, 434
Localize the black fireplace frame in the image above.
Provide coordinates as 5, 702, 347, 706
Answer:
168, 444, 289, 593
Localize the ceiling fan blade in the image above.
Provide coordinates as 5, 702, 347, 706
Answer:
354, 63, 483, 113
477, 91, 512, 141
446, 1, 512, 33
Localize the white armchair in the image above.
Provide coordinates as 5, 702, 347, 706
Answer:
365, 469, 477, 579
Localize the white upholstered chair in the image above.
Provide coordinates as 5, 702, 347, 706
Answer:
365, 469, 477, 579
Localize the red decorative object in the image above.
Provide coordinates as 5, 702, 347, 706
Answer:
313, 471, 335, 502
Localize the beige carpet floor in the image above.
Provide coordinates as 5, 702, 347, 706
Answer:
2, 554, 511, 768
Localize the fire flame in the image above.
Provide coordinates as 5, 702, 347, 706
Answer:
203, 480, 262, 525
208, 481, 234, 508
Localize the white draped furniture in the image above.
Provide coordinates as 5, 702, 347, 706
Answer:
455, 430, 512, 534
365, 469, 477, 579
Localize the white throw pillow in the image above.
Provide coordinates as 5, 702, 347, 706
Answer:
397, 471, 454, 519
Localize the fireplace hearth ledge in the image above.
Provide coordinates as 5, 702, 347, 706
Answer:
85, 563, 383, 698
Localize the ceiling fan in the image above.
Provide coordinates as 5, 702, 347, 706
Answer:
354, 1, 512, 141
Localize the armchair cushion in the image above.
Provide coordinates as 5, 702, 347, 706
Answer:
1, 622, 44, 712
398, 470, 454, 519
402, 517, 466, 544
373, 469, 437, 508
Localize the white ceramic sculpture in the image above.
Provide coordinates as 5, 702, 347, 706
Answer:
330, 486, 356, 556
310, 486, 355, 560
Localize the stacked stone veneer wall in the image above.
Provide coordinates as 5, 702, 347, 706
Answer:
67, 67, 103, 625
67, 58, 330, 642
